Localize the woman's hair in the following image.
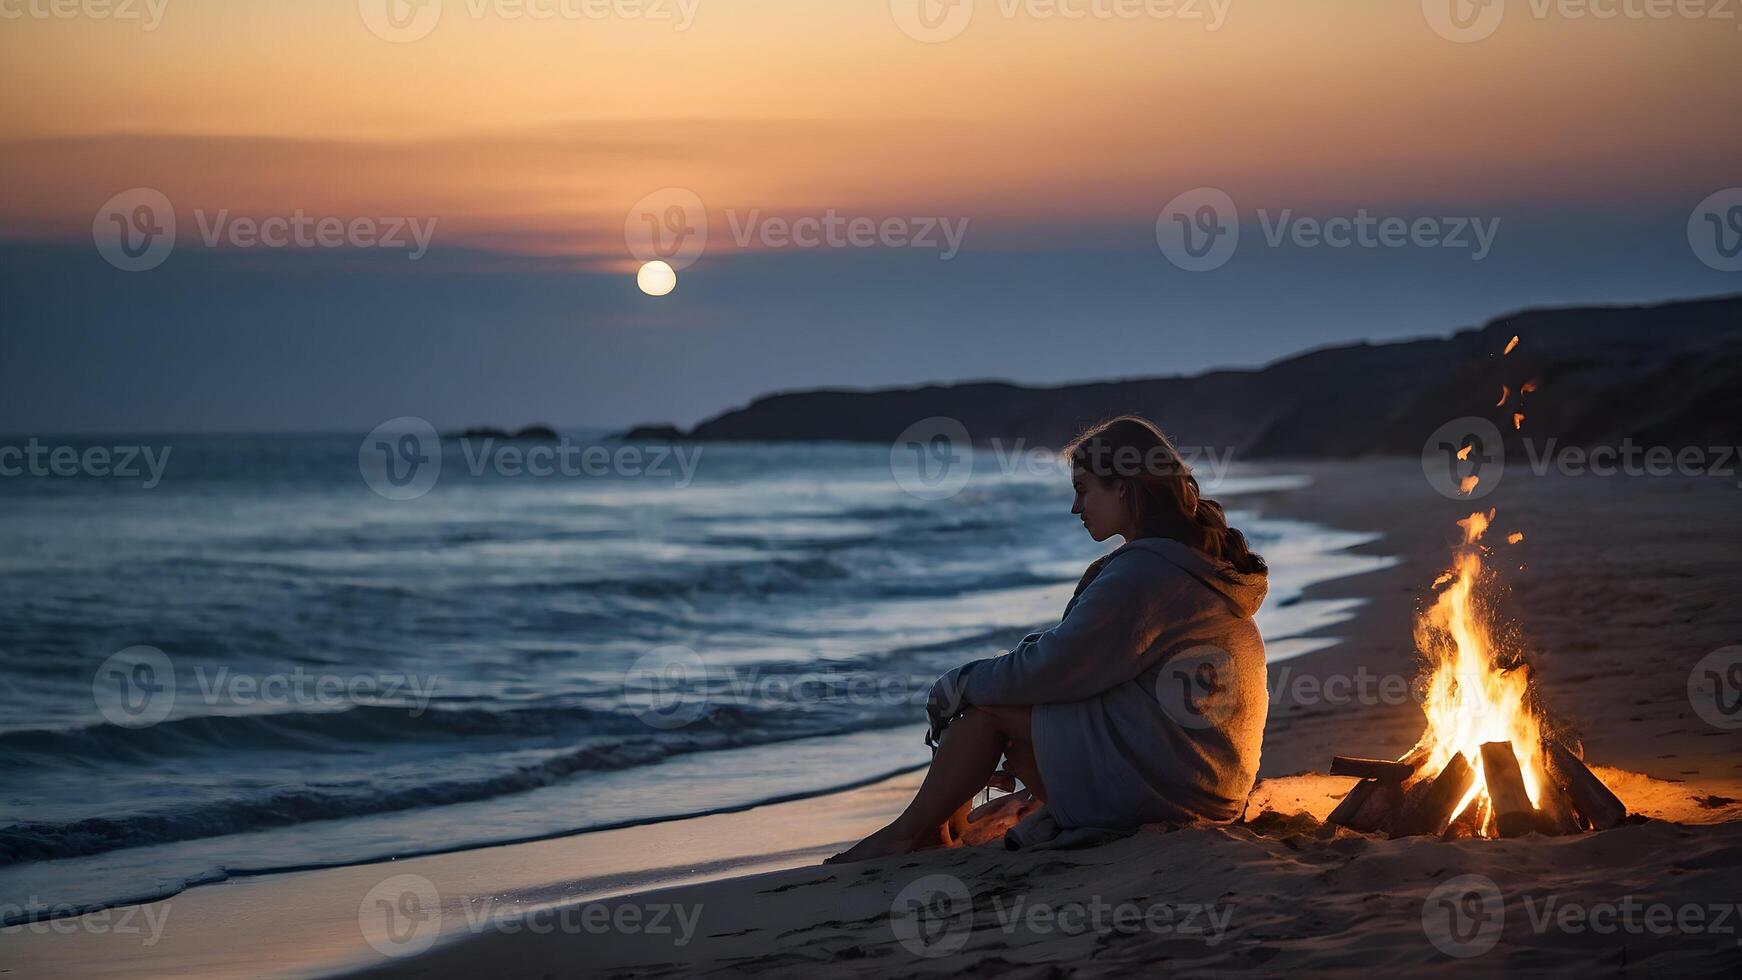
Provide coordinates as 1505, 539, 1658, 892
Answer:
1063, 415, 1267, 576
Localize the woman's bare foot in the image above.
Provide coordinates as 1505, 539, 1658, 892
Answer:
824, 822, 919, 864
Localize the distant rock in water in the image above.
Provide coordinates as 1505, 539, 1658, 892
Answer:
617, 424, 687, 441
447, 425, 560, 441
607, 294, 1742, 456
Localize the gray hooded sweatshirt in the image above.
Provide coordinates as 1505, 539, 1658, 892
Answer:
936, 537, 1268, 829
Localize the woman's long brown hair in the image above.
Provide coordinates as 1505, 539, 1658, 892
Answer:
1063, 415, 1267, 576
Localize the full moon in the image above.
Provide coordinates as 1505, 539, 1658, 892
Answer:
637, 260, 676, 296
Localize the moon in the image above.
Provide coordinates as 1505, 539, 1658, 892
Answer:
637, 260, 676, 296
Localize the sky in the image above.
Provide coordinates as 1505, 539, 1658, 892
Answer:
2, 0, 1739, 433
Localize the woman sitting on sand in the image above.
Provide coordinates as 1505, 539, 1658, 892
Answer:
831, 415, 1269, 861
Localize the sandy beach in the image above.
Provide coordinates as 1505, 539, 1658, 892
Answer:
7, 458, 1740, 977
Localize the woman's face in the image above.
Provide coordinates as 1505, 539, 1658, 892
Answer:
1071, 465, 1130, 542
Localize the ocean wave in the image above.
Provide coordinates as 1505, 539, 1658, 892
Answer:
0, 737, 690, 865
514, 556, 855, 600
0, 703, 641, 769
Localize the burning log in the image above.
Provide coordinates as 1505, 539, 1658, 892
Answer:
1331, 756, 1417, 782
1392, 753, 1476, 838
1348, 779, 1405, 834
1534, 770, 1584, 835
1326, 777, 1405, 834
1479, 741, 1538, 838
1325, 779, 1377, 828
1545, 741, 1626, 830
1440, 801, 1484, 841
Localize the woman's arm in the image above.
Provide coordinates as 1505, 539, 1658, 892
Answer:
957, 550, 1188, 705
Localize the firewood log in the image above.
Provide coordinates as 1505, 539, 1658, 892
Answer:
1348, 779, 1405, 834
1331, 756, 1417, 782
1399, 741, 1434, 770
1545, 741, 1626, 830
1480, 741, 1538, 838
1392, 753, 1476, 838
1326, 778, 1377, 828
1440, 800, 1484, 840
1534, 771, 1584, 835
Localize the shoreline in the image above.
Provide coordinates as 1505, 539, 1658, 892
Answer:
9, 458, 1741, 976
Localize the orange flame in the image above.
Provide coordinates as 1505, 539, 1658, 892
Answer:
1496, 385, 1510, 407
1504, 336, 1520, 355
1408, 509, 1546, 836
1521, 380, 1539, 394
1507, 531, 1524, 544
1513, 412, 1525, 430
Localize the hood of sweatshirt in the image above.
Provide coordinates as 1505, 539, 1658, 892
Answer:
1109, 536, 1268, 619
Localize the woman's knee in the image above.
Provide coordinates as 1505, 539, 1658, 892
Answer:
975, 704, 1033, 741
954, 705, 1000, 734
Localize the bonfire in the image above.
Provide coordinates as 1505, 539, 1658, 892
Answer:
1325, 337, 1627, 840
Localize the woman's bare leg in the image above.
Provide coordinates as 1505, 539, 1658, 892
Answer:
828, 705, 1032, 862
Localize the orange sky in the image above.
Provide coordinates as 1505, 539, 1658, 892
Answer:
3, 0, 1738, 265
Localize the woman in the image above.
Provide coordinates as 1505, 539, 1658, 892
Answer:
830, 415, 1269, 862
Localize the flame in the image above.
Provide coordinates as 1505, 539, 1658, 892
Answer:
1521, 380, 1539, 394
1504, 335, 1520, 355
1457, 474, 1480, 495
1507, 531, 1524, 544
1407, 509, 1546, 836
1456, 444, 1473, 461
1496, 385, 1510, 407
1513, 412, 1525, 430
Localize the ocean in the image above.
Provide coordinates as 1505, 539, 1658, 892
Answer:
0, 432, 1390, 924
